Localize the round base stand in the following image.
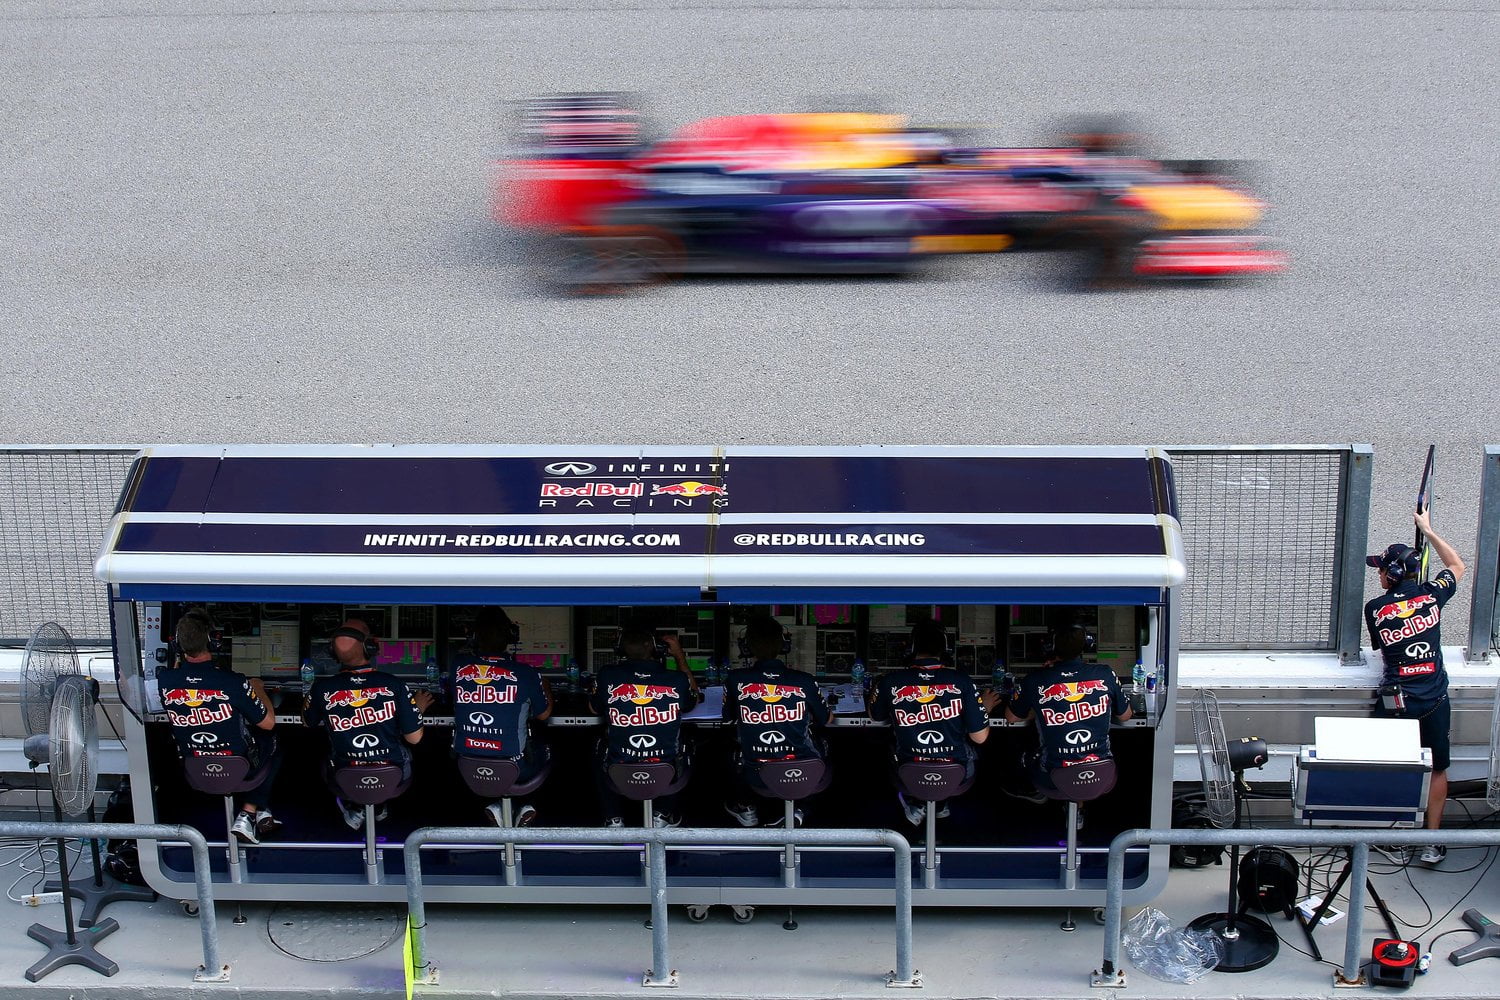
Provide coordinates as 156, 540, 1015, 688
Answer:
24, 918, 120, 982
1188, 912, 1280, 973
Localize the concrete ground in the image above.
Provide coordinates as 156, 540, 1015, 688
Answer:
0, 835, 1495, 998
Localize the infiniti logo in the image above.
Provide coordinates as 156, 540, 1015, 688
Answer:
1077, 770, 1097, 780
631, 771, 652, 781
471, 712, 495, 726
921, 772, 944, 783
1065, 729, 1092, 745
351, 733, 379, 748
916, 730, 944, 746
190, 731, 219, 744
1406, 641, 1433, 658
629, 733, 657, 749
759, 731, 786, 743
204, 763, 224, 773
545, 461, 596, 476
360, 775, 381, 785
785, 768, 804, 779
476, 766, 495, 777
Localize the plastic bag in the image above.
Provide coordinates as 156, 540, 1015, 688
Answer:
1122, 907, 1225, 983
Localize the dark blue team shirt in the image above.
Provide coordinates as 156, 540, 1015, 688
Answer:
157, 659, 267, 760
1365, 569, 1458, 705
591, 659, 696, 764
449, 653, 548, 758
723, 659, 830, 764
1011, 658, 1127, 772
870, 659, 986, 763
305, 667, 423, 767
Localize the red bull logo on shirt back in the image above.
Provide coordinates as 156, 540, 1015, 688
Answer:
1037, 679, 1109, 704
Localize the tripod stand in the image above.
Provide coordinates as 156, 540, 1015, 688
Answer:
1297, 848, 1401, 963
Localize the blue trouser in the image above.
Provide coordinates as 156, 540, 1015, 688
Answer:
240, 730, 282, 811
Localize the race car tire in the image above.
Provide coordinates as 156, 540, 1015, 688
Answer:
532, 227, 678, 296
1053, 212, 1157, 292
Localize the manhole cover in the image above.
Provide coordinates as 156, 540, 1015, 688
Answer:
267, 903, 405, 962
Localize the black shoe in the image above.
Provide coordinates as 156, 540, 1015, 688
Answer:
999, 785, 1047, 805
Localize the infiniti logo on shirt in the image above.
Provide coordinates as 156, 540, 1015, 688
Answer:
916, 730, 944, 746
471, 712, 495, 726
630, 733, 657, 749
1065, 729, 1092, 745
351, 733, 379, 749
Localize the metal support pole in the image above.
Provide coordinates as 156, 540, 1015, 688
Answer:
501, 799, 517, 886
1339, 842, 1370, 986
643, 838, 676, 987
923, 803, 937, 889
1093, 827, 1500, 990
0, 821, 226, 983
1467, 445, 1500, 662
1335, 444, 1375, 664
223, 798, 242, 884
1063, 802, 1079, 891
364, 806, 379, 885
402, 826, 916, 990
783, 801, 797, 889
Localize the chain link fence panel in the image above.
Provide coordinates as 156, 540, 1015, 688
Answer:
0, 448, 138, 645
1170, 448, 1352, 650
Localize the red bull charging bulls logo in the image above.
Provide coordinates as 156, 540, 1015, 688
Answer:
649, 481, 727, 498
454, 662, 519, 703
738, 683, 806, 724
162, 688, 233, 727
1374, 594, 1440, 646
324, 687, 397, 732
1038, 679, 1110, 726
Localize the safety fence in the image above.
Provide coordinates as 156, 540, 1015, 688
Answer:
403, 825, 918, 989
0, 446, 137, 644
1093, 827, 1500, 990
1166, 446, 1370, 658
0, 820, 226, 982
1467, 446, 1500, 663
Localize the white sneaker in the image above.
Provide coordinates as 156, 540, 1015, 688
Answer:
230, 811, 260, 845
935, 802, 951, 820
336, 798, 364, 831
254, 811, 283, 838
1374, 845, 1412, 865
898, 792, 927, 826
604, 816, 625, 829
514, 804, 537, 827
1418, 845, 1446, 866
653, 812, 681, 829
723, 802, 760, 828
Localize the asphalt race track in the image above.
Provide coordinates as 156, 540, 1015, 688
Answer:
2, 1, 1497, 616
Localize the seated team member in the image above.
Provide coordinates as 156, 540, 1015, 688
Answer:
450, 607, 553, 827
721, 614, 831, 827
591, 627, 698, 828
158, 608, 282, 844
304, 619, 434, 830
869, 619, 998, 825
1005, 626, 1132, 813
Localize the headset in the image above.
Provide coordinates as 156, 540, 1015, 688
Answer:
1039, 625, 1099, 661
172, 608, 225, 658
736, 620, 793, 660
466, 612, 522, 651
903, 621, 952, 665
327, 626, 381, 663
613, 628, 669, 662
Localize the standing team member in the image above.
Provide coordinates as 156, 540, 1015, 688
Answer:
591, 627, 698, 828
305, 619, 434, 830
869, 619, 998, 825
1005, 626, 1132, 822
1366, 508, 1465, 863
449, 607, 553, 827
157, 608, 283, 844
721, 614, 830, 827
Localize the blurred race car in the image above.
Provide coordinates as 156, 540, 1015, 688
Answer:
494, 95, 1286, 292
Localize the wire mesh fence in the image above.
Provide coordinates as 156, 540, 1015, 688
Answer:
1170, 448, 1350, 649
0, 448, 137, 645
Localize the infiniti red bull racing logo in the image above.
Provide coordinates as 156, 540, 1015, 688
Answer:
738, 683, 807, 724
454, 662, 519, 703
453, 662, 517, 686
324, 686, 398, 732
606, 683, 682, 727
1377, 607, 1440, 647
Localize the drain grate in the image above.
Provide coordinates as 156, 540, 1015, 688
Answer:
267, 903, 405, 962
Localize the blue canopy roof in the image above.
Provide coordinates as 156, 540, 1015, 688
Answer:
95, 445, 1184, 605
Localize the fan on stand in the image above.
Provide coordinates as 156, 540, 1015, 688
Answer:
18, 621, 139, 981
1187, 690, 1278, 973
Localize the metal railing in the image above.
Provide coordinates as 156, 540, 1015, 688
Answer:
403, 825, 918, 989
1092, 827, 1500, 990
1166, 446, 1371, 660
0, 820, 226, 982
1467, 446, 1500, 662
0, 446, 138, 643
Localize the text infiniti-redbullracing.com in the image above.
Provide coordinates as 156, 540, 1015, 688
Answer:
363, 532, 682, 548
